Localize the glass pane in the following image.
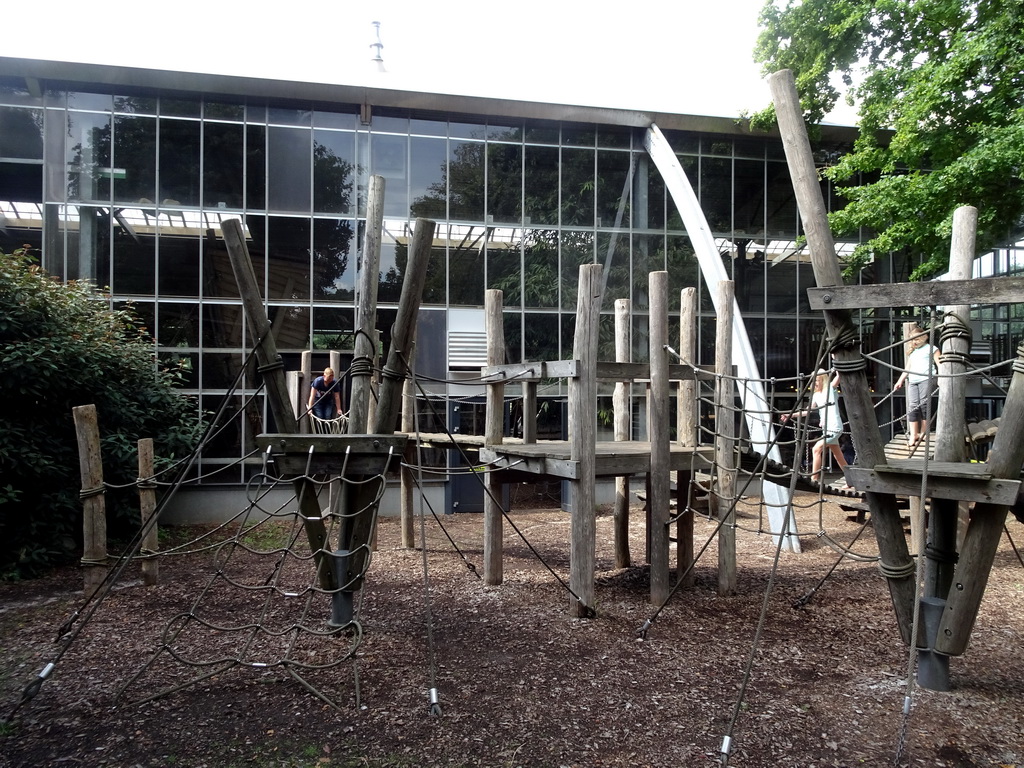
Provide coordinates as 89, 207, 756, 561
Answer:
268, 107, 311, 126
598, 231, 630, 312
523, 312, 559, 361
160, 98, 200, 118
409, 136, 446, 219
159, 119, 200, 206
699, 155, 731, 234
0, 162, 42, 203
113, 115, 155, 204
448, 140, 484, 221
311, 307, 355, 350
487, 243, 520, 305
733, 159, 764, 236
157, 302, 200, 348
115, 95, 157, 115
68, 93, 112, 112
157, 225, 200, 297
202, 305, 243, 349
204, 122, 244, 209
665, 234, 699, 312
313, 130, 355, 215
642, 157, 666, 230
414, 309, 447, 379
523, 229, 558, 309
67, 112, 112, 202
371, 133, 408, 217
524, 145, 559, 226
205, 102, 244, 121
267, 215, 311, 303
449, 234, 484, 305
246, 125, 266, 210
765, 161, 797, 238
0, 107, 43, 159
560, 147, 594, 227
596, 150, 631, 228
560, 230, 594, 311
267, 126, 310, 212
487, 142, 521, 224
312, 218, 355, 300
314, 109, 356, 129
112, 230, 155, 295
74, 204, 109, 284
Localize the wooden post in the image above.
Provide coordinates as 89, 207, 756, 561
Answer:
400, 375, 416, 549
677, 287, 698, 587
349, 175, 385, 435
649, 273, 672, 603
715, 281, 737, 596
335, 218, 436, 586
769, 69, 916, 642
137, 438, 159, 586
569, 264, 602, 617
221, 218, 335, 590
484, 288, 506, 584
928, 206, 976, 595
613, 298, 632, 569
74, 404, 107, 597
371, 219, 435, 435
522, 381, 537, 443
935, 334, 1024, 654
299, 350, 312, 433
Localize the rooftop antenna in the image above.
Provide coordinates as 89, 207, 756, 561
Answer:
370, 21, 385, 72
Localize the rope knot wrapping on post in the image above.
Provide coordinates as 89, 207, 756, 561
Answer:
348, 356, 373, 378
877, 558, 916, 580
380, 364, 406, 382
136, 477, 159, 491
939, 315, 972, 346
78, 486, 105, 500
256, 358, 285, 374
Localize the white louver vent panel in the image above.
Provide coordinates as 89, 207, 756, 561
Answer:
448, 330, 488, 370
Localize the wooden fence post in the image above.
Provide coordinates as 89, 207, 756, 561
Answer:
73, 404, 107, 597
484, 288, 506, 584
137, 437, 159, 586
677, 287, 698, 588
715, 281, 737, 596
613, 298, 631, 569
649, 272, 671, 604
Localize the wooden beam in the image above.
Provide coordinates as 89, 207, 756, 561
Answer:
137, 438, 159, 586
569, 264, 602, 617
715, 280, 737, 596
348, 175, 385, 434
649, 273, 671, 604
769, 69, 916, 642
677, 287, 698, 588
843, 464, 1019, 505
807, 275, 1024, 311
74, 404, 107, 597
484, 288, 505, 585
613, 298, 632, 570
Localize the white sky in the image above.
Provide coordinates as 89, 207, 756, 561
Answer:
4, 0, 858, 124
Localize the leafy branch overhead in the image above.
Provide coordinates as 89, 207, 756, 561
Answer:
753, 0, 1024, 279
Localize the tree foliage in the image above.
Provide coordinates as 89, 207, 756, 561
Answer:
753, 0, 1024, 278
0, 247, 204, 578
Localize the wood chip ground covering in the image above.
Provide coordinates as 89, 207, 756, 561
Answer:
1, 491, 1022, 767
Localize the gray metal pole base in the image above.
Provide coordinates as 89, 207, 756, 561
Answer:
917, 596, 951, 692
327, 549, 355, 628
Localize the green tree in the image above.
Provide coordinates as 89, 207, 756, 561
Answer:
0, 247, 204, 578
753, 0, 1024, 278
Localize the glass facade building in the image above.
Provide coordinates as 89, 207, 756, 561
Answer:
2, 58, 1016, 487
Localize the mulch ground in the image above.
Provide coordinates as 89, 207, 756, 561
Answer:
1, 489, 1022, 767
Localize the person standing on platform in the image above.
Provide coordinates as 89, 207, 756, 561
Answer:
893, 326, 940, 447
308, 367, 342, 420
782, 368, 849, 487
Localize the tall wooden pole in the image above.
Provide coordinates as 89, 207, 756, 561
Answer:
649, 272, 671, 603
613, 298, 632, 569
137, 438, 159, 586
484, 288, 506, 584
769, 69, 916, 641
221, 218, 335, 590
349, 175, 386, 435
74, 404, 107, 597
677, 287, 698, 587
371, 218, 435, 435
569, 264, 602, 617
715, 281, 737, 596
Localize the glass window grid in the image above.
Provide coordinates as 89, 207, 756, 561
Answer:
12, 88, 957, 479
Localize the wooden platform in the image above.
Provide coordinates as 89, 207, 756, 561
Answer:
479, 440, 715, 480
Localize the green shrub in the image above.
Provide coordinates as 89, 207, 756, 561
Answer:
0, 246, 204, 578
